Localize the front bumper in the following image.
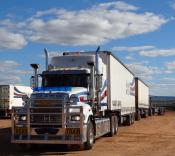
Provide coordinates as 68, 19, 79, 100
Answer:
11, 127, 86, 144
11, 106, 86, 145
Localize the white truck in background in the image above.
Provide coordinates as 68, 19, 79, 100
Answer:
0, 85, 32, 117
11, 48, 136, 150
135, 78, 150, 120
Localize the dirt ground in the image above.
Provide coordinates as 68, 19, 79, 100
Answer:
1, 111, 175, 156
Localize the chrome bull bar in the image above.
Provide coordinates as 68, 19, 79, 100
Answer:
11, 105, 85, 144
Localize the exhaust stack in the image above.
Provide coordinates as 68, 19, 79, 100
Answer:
95, 46, 101, 113
44, 48, 49, 70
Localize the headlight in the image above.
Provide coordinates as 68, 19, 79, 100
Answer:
19, 115, 27, 121
69, 95, 79, 104
71, 115, 80, 121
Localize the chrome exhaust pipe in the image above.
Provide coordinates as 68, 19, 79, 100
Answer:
44, 48, 49, 70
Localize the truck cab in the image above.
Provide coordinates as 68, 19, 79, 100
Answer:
11, 49, 136, 150
11, 50, 111, 150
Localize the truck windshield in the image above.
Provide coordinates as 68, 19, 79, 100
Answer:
42, 74, 89, 88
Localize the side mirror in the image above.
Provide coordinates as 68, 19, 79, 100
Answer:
30, 75, 42, 89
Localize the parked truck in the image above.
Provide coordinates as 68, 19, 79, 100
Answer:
0, 85, 32, 117
135, 78, 150, 120
149, 96, 166, 115
11, 48, 136, 149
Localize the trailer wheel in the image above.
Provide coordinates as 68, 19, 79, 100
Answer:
126, 114, 132, 126
148, 108, 152, 116
135, 110, 141, 121
158, 108, 165, 115
84, 120, 94, 150
143, 110, 148, 118
131, 113, 135, 124
152, 108, 155, 115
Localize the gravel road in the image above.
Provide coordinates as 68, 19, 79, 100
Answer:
0, 111, 175, 156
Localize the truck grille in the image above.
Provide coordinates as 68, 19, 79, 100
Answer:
30, 99, 64, 128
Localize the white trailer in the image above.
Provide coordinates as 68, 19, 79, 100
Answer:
135, 78, 150, 120
11, 50, 136, 149
108, 53, 135, 125
0, 85, 32, 117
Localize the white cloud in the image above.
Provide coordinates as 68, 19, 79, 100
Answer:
0, 60, 19, 71
165, 61, 175, 71
125, 55, 135, 61
0, 2, 168, 47
112, 45, 175, 58
98, 1, 139, 11
34, 8, 58, 18
140, 49, 175, 57
112, 45, 155, 52
0, 60, 31, 85
127, 62, 161, 81
170, 1, 175, 10
160, 77, 175, 82
149, 83, 175, 96
0, 28, 27, 50
25, 2, 167, 46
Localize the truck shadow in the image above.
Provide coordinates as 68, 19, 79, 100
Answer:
0, 127, 82, 156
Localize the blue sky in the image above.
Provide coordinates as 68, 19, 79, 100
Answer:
0, 0, 175, 96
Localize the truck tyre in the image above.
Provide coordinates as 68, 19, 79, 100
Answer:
135, 110, 141, 121
148, 108, 152, 116
84, 120, 94, 150
152, 108, 155, 115
126, 114, 132, 126
114, 116, 118, 135
158, 108, 161, 115
109, 115, 115, 137
131, 113, 135, 124
158, 108, 165, 115
143, 110, 148, 118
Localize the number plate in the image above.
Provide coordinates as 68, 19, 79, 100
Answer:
65, 128, 80, 135
15, 127, 27, 135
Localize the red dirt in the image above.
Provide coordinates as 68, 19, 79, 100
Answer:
0, 111, 175, 156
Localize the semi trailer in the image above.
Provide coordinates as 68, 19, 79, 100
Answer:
135, 78, 150, 120
0, 85, 32, 117
11, 48, 137, 149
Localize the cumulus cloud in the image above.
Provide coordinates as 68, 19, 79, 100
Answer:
165, 61, 175, 71
112, 45, 155, 52
98, 1, 139, 11
149, 83, 175, 96
160, 77, 175, 82
113, 45, 175, 57
140, 48, 175, 57
127, 62, 162, 81
0, 60, 31, 85
0, 28, 27, 50
125, 60, 175, 96
24, 2, 167, 46
170, 1, 175, 10
0, 2, 168, 47
125, 55, 135, 61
